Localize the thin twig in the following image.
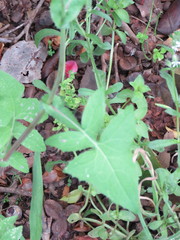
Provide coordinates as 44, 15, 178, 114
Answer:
121, 22, 139, 45
0, 24, 10, 33
114, 43, 120, 82
0, 186, 31, 197
0, 22, 27, 37
0, 37, 12, 43
25, 0, 45, 41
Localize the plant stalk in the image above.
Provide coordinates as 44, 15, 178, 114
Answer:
106, 22, 115, 90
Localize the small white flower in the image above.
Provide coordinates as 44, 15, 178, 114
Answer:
172, 40, 180, 52
171, 61, 180, 67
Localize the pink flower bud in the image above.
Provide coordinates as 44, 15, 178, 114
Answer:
65, 60, 78, 77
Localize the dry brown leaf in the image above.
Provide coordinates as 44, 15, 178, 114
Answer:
0, 41, 47, 83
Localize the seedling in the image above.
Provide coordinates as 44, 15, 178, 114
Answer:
152, 47, 166, 62
136, 32, 148, 44
47, 40, 55, 56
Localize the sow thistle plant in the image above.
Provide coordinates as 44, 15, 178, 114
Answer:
0, 0, 180, 239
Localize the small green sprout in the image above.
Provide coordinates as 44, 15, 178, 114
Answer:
60, 72, 86, 109
152, 47, 166, 62
136, 32, 148, 44
47, 40, 55, 56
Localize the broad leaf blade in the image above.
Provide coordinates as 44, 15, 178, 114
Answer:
1, 227, 23, 240
30, 152, 43, 240
81, 88, 105, 137
0, 70, 24, 98
0, 96, 15, 127
50, 0, 86, 29
0, 126, 11, 149
46, 131, 93, 152
13, 121, 46, 152
65, 106, 141, 214
43, 104, 81, 130
9, 152, 29, 173
16, 98, 41, 122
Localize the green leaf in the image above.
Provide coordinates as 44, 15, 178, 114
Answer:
100, 24, 113, 36
46, 131, 93, 152
110, 89, 133, 104
93, 46, 106, 56
0, 226, 23, 240
0, 215, 17, 231
0, 215, 23, 240
106, 82, 123, 95
88, 226, 108, 239
71, 20, 86, 37
132, 92, 148, 120
0, 161, 9, 168
60, 188, 83, 203
130, 75, 150, 93
81, 88, 105, 137
67, 213, 81, 223
160, 70, 178, 104
64, 105, 141, 214
8, 152, 29, 173
155, 104, 180, 117
148, 220, 163, 230
87, 34, 111, 50
115, 30, 127, 44
15, 98, 43, 123
43, 104, 81, 130
80, 51, 90, 63
91, 9, 112, 23
33, 80, 50, 93
34, 28, 61, 47
136, 120, 149, 138
13, 121, 46, 152
107, 0, 118, 9
67, 40, 91, 56
0, 71, 24, 98
78, 88, 95, 97
0, 96, 15, 127
0, 126, 11, 151
118, 210, 136, 221
114, 9, 130, 23
50, 0, 86, 29
147, 139, 178, 152
30, 152, 43, 240
112, 12, 122, 27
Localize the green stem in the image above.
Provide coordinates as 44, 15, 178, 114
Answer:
3, 28, 67, 162
96, 19, 107, 36
88, 46, 102, 89
96, 195, 107, 212
106, 22, 115, 90
138, 213, 153, 240
141, 42, 152, 60
145, 0, 154, 34
83, 217, 127, 238
163, 197, 180, 229
89, 196, 103, 215
106, 101, 116, 115
86, 0, 92, 34
79, 186, 91, 215
171, 69, 180, 167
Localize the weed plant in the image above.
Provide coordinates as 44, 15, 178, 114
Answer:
0, 0, 179, 239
